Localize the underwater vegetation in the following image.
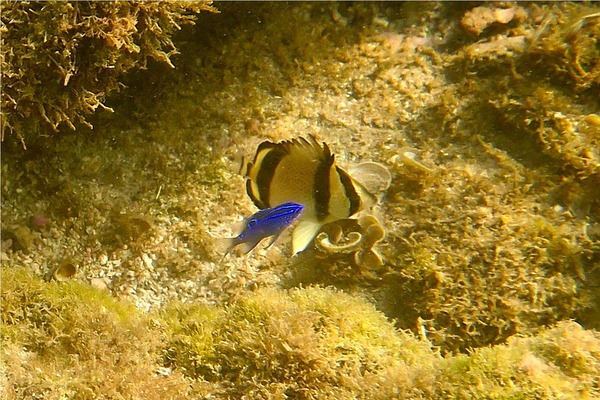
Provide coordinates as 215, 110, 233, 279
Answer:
0, 0, 217, 148
447, 2, 600, 180
1, 267, 195, 400
420, 2, 600, 351
269, 1, 600, 355
2, 2, 600, 398
2, 267, 600, 399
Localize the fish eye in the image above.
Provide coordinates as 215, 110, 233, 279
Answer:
247, 219, 258, 228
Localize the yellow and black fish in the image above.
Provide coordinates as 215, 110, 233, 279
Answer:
243, 135, 377, 255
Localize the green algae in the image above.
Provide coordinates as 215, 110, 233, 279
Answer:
1, 267, 197, 400
438, 323, 600, 399
161, 286, 434, 399
3, 266, 599, 399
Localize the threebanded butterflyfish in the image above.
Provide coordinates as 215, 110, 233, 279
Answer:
243, 135, 378, 255
215, 202, 304, 258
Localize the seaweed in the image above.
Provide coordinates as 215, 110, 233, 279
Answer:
0, 1, 217, 148
2, 3, 600, 397
1, 267, 198, 400
3, 267, 599, 399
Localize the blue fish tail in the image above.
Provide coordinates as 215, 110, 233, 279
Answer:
215, 236, 262, 258
237, 237, 263, 255
214, 237, 236, 257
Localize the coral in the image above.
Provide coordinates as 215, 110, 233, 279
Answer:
0, 1, 217, 148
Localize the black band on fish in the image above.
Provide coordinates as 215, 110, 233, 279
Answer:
337, 166, 362, 216
314, 154, 333, 221
253, 143, 285, 208
246, 179, 267, 209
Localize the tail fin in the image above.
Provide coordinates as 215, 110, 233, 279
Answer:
214, 237, 235, 261
214, 236, 263, 260
349, 162, 391, 195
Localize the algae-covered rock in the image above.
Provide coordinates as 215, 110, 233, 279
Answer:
526, 3, 600, 91
438, 321, 600, 399
446, 2, 600, 179
365, 2, 599, 353
0, 1, 217, 148
0, 267, 198, 400
162, 286, 436, 399
3, 266, 600, 399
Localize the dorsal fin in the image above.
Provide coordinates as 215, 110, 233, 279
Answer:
244, 135, 331, 210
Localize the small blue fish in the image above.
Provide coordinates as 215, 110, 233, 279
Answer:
216, 202, 304, 257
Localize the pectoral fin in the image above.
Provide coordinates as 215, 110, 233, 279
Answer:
292, 219, 322, 255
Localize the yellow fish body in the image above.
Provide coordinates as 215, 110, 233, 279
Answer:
243, 135, 376, 255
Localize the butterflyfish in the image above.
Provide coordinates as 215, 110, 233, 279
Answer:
243, 135, 377, 255
216, 202, 304, 257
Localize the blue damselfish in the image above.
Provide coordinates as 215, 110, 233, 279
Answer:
216, 202, 304, 257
